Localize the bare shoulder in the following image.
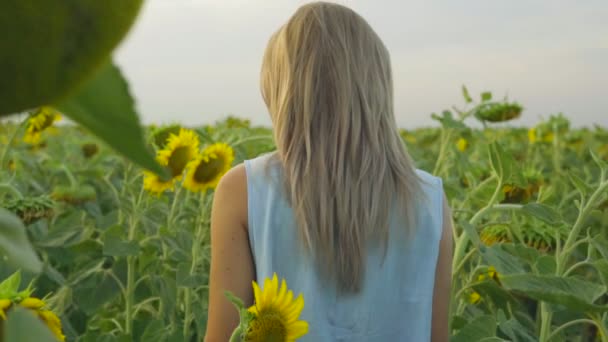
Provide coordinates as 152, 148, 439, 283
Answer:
213, 163, 248, 229
217, 163, 247, 192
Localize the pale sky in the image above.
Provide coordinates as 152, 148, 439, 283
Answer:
114, 0, 608, 128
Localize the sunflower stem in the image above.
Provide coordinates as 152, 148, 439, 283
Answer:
125, 186, 145, 337
229, 326, 243, 342
183, 191, 209, 340
432, 128, 454, 177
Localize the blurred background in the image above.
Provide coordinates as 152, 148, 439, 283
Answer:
115, 0, 608, 127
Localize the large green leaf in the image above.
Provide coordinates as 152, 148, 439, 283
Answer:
4, 306, 57, 342
500, 274, 608, 312
102, 225, 140, 258
497, 310, 537, 342
480, 244, 526, 275
0, 0, 143, 115
451, 315, 496, 342
522, 203, 562, 225
56, 62, 166, 175
0, 208, 42, 273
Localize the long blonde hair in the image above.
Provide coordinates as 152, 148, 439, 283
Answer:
261, 2, 424, 293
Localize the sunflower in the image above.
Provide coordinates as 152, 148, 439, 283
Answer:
244, 274, 308, 342
156, 128, 200, 178
456, 138, 468, 152
528, 126, 554, 144
0, 297, 65, 341
23, 106, 61, 144
152, 124, 182, 149
143, 170, 176, 195
474, 102, 523, 123
183, 143, 234, 192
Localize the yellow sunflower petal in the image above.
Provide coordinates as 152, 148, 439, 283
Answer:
0, 299, 11, 311
252, 280, 263, 308
285, 294, 305, 323
286, 320, 309, 340
275, 279, 288, 308
277, 290, 294, 313
19, 297, 45, 310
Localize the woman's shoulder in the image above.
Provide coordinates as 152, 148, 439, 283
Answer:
414, 168, 443, 189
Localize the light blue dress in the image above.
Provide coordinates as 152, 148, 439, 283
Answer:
244, 152, 444, 341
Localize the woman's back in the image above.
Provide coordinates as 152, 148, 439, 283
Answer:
205, 3, 452, 341
245, 152, 444, 341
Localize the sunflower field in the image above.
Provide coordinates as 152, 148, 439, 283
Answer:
1, 2, 608, 341
1, 86, 607, 341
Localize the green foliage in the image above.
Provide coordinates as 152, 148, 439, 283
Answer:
0, 0, 143, 115
4, 307, 57, 342
2, 85, 608, 341
56, 62, 166, 175
0, 209, 42, 273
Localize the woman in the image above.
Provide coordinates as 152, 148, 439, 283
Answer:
205, 2, 452, 341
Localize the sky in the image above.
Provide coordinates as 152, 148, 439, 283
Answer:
114, 0, 608, 128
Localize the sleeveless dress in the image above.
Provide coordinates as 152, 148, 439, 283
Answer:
244, 152, 444, 342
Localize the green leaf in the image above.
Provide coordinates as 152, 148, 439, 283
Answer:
140, 319, 168, 341
522, 203, 561, 225
481, 92, 493, 102
0, 270, 21, 298
498, 317, 537, 342
0, 208, 42, 273
568, 172, 589, 196
102, 225, 140, 257
534, 256, 556, 275
430, 110, 467, 130
501, 243, 540, 267
56, 62, 166, 175
591, 234, 608, 260
176, 262, 205, 288
4, 306, 57, 342
471, 280, 519, 312
500, 274, 608, 312
72, 270, 121, 315
462, 85, 473, 103
451, 315, 496, 342
0, 0, 143, 115
590, 149, 608, 172
461, 221, 482, 247
593, 259, 608, 287
480, 244, 526, 275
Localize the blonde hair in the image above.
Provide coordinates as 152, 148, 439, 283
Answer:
261, 1, 424, 293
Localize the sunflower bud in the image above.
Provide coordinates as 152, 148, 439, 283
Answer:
81, 143, 99, 158
475, 102, 523, 123
51, 185, 97, 204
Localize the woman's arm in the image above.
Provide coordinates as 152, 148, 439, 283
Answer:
431, 192, 454, 342
205, 164, 255, 342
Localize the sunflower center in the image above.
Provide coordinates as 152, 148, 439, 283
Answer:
193, 156, 225, 183
167, 146, 192, 177
244, 311, 286, 342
